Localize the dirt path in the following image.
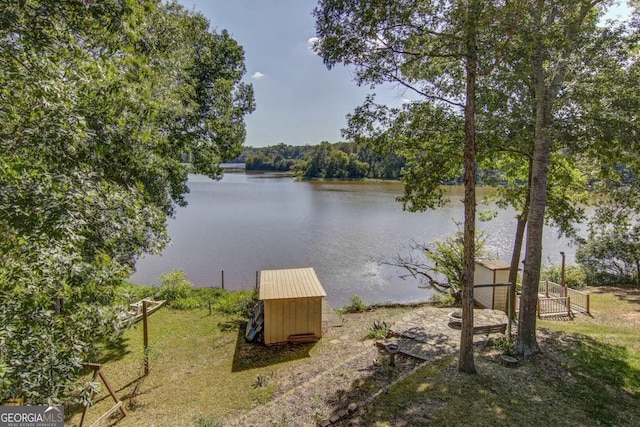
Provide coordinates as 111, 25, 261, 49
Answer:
225, 306, 478, 427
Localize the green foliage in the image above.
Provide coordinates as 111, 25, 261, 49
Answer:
0, 0, 253, 403
213, 290, 258, 318
430, 291, 456, 307
302, 142, 371, 179
542, 265, 588, 289
425, 231, 487, 298
488, 335, 514, 356
245, 154, 298, 171
168, 297, 201, 311
345, 98, 464, 210
388, 229, 487, 305
365, 320, 391, 340
239, 141, 403, 179
428, 236, 468, 294
340, 294, 369, 313
1, 245, 125, 403
158, 269, 195, 305
0, 353, 14, 399
116, 282, 158, 305
154, 270, 256, 315
576, 226, 640, 287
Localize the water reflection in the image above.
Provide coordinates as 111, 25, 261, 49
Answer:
130, 172, 579, 307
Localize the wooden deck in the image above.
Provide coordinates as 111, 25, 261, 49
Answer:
122, 299, 165, 323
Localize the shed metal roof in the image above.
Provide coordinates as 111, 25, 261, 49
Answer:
259, 267, 327, 300
476, 258, 511, 271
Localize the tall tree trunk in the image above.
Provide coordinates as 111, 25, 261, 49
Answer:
508, 160, 532, 319
516, 32, 550, 357
459, 0, 479, 374
515, 0, 595, 358
508, 211, 527, 319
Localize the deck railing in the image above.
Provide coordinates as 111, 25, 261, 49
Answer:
537, 296, 571, 318
538, 280, 590, 315
515, 280, 590, 318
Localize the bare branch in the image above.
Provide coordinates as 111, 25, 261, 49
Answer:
386, 73, 465, 108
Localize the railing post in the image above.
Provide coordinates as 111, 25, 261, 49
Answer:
586, 293, 590, 315
545, 280, 549, 298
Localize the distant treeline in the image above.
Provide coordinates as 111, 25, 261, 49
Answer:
233, 141, 406, 179
232, 141, 508, 184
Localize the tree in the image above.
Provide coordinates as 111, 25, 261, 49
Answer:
513, 0, 627, 357
577, 225, 640, 287
314, 0, 517, 373
569, 17, 640, 288
0, 0, 253, 402
313, 0, 636, 361
389, 230, 488, 303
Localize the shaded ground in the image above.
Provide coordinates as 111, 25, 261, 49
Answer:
65, 305, 422, 426
227, 307, 509, 426
68, 287, 640, 426
339, 287, 640, 427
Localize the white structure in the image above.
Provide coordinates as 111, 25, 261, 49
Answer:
474, 259, 511, 312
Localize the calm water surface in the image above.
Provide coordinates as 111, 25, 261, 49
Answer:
130, 172, 577, 306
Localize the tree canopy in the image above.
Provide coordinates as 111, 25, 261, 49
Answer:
315, 0, 639, 361
314, 0, 525, 373
0, 0, 253, 403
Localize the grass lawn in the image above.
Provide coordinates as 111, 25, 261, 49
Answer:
66, 308, 317, 426
66, 288, 640, 426
348, 287, 640, 427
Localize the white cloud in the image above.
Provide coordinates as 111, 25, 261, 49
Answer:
251, 72, 265, 80
401, 99, 413, 104
307, 37, 319, 52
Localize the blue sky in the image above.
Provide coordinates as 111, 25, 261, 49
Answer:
178, 0, 633, 148
178, 0, 414, 147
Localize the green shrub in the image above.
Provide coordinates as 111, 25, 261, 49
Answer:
170, 297, 203, 310
576, 229, 640, 287
431, 290, 456, 306
158, 269, 194, 307
542, 265, 587, 289
115, 282, 157, 305
488, 335, 514, 356
365, 320, 391, 339
214, 290, 258, 318
341, 294, 368, 313
197, 287, 227, 301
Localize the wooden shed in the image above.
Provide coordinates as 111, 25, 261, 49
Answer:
474, 259, 511, 312
259, 267, 327, 345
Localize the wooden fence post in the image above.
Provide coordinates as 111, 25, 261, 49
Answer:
143, 300, 149, 376
537, 299, 541, 319
222, 270, 225, 290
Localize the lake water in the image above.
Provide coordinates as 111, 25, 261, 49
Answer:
130, 171, 577, 307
